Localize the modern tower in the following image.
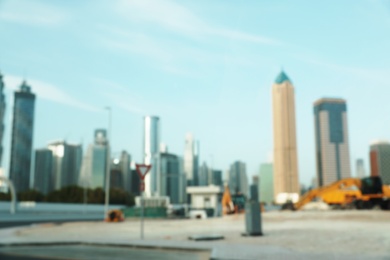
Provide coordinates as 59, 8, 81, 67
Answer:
46, 141, 82, 190
228, 161, 248, 196
34, 148, 53, 194
0, 72, 5, 166
314, 98, 351, 187
80, 130, 108, 189
143, 116, 160, 196
370, 141, 390, 185
9, 81, 36, 193
356, 159, 366, 178
258, 163, 274, 204
184, 133, 199, 186
272, 71, 299, 203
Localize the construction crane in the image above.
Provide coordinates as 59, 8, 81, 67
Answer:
293, 176, 390, 210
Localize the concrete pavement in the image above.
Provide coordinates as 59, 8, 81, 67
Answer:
0, 211, 389, 259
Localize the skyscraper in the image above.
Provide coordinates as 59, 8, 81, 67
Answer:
9, 81, 35, 193
184, 133, 199, 186
314, 98, 351, 186
34, 148, 53, 194
258, 163, 274, 204
143, 116, 160, 196
198, 162, 209, 186
356, 159, 366, 178
160, 152, 182, 204
0, 72, 5, 166
272, 71, 299, 203
80, 129, 108, 189
47, 141, 82, 190
370, 141, 390, 185
228, 161, 248, 196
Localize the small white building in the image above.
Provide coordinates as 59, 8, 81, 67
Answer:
187, 185, 222, 217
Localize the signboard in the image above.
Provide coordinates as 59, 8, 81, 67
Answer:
135, 164, 151, 191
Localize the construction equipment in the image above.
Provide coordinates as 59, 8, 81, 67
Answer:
294, 176, 390, 210
105, 209, 125, 222
221, 185, 246, 215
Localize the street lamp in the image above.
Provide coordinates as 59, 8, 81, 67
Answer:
104, 106, 112, 219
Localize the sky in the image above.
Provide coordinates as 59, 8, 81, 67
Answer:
1, 0, 390, 186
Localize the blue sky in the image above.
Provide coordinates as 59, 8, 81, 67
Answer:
1, 0, 390, 186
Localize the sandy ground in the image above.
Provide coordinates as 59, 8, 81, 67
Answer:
0, 210, 389, 259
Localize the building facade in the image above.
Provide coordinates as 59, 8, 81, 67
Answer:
228, 161, 248, 196
34, 148, 53, 194
211, 170, 223, 187
79, 129, 108, 190
160, 152, 185, 204
184, 133, 199, 186
198, 162, 210, 187
0, 72, 5, 166
272, 71, 300, 203
143, 116, 160, 196
47, 141, 82, 190
258, 163, 274, 204
356, 159, 366, 178
9, 81, 36, 193
314, 98, 351, 187
370, 141, 390, 185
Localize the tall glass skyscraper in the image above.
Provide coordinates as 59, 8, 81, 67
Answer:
272, 71, 299, 203
0, 72, 5, 166
9, 81, 35, 193
258, 163, 274, 204
184, 133, 199, 186
47, 141, 82, 190
228, 161, 248, 196
143, 116, 160, 196
314, 98, 351, 187
34, 148, 53, 194
356, 159, 366, 178
80, 129, 108, 189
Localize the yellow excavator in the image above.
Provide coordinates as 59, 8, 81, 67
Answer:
293, 176, 390, 210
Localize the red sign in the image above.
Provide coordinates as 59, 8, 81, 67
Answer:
135, 164, 151, 181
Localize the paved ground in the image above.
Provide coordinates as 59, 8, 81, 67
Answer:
0, 210, 389, 259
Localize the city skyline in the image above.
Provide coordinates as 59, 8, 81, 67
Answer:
1, 1, 390, 186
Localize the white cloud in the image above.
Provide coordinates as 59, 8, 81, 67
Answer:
0, 0, 67, 27
115, 0, 282, 45
4, 75, 99, 112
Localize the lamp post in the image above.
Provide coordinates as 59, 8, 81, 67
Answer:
104, 106, 112, 219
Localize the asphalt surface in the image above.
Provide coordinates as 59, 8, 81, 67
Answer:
0, 213, 104, 229
0, 245, 210, 260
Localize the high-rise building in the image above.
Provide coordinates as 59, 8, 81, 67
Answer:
228, 161, 248, 196
143, 116, 160, 196
184, 133, 199, 186
356, 159, 366, 178
9, 81, 36, 193
272, 71, 299, 203
34, 148, 53, 194
258, 163, 274, 204
160, 152, 184, 204
0, 72, 5, 166
80, 129, 108, 190
109, 151, 131, 191
120, 151, 131, 192
211, 170, 223, 187
198, 162, 209, 186
47, 141, 82, 190
314, 98, 351, 187
370, 141, 390, 185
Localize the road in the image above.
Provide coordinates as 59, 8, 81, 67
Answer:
0, 245, 210, 260
0, 212, 105, 228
